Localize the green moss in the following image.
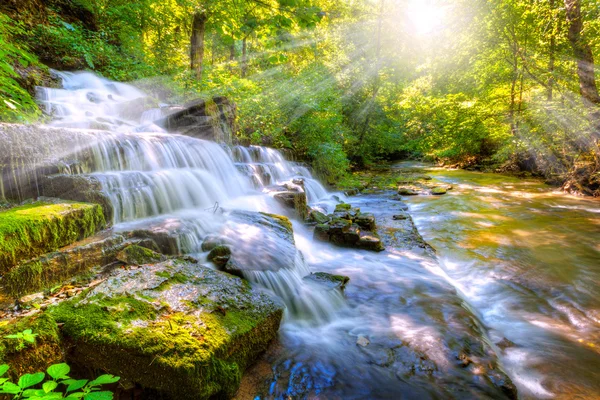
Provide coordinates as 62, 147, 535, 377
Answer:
259, 212, 293, 234
0, 313, 64, 380
116, 244, 164, 266
47, 261, 283, 399
335, 203, 352, 212
0, 201, 105, 273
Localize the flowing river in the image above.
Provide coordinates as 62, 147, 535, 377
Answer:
20, 72, 600, 399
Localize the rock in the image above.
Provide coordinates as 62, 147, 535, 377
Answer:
335, 224, 360, 245
49, 259, 283, 400
19, 292, 44, 305
303, 272, 350, 291
496, 337, 517, 350
309, 210, 330, 225
355, 213, 376, 231
397, 187, 418, 196
345, 188, 359, 196
393, 214, 408, 220
207, 245, 232, 268
116, 245, 165, 266
313, 224, 330, 242
431, 187, 447, 195
334, 203, 352, 212
201, 235, 227, 252
210, 212, 297, 276
0, 200, 105, 274
0, 124, 100, 202
357, 232, 385, 252
328, 218, 352, 235
273, 190, 309, 220
153, 97, 236, 145
118, 217, 192, 255
357, 335, 370, 347
42, 174, 113, 222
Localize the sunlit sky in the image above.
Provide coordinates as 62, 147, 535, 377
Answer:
406, 0, 446, 35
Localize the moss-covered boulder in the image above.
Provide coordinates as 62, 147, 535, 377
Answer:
116, 244, 165, 266
397, 187, 418, 196
334, 203, 352, 212
42, 175, 113, 222
3, 232, 126, 298
0, 200, 105, 274
49, 259, 283, 399
308, 210, 329, 225
207, 245, 231, 267
431, 187, 448, 195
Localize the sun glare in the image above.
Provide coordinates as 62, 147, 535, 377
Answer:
407, 0, 445, 35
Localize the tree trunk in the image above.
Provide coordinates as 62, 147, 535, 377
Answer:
564, 0, 600, 105
547, 0, 556, 101
242, 37, 248, 77
190, 11, 207, 81
228, 39, 235, 72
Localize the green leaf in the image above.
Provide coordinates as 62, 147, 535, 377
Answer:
43, 381, 58, 393
66, 379, 88, 393
22, 388, 44, 397
47, 364, 70, 380
88, 375, 119, 387
84, 391, 113, 400
19, 372, 45, 389
1, 381, 22, 394
0, 365, 9, 376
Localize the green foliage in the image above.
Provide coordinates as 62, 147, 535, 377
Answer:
0, 13, 41, 122
4, 330, 38, 352
0, 362, 119, 400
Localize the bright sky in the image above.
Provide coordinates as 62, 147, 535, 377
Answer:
406, 0, 446, 35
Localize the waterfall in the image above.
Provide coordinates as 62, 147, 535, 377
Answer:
35, 71, 340, 323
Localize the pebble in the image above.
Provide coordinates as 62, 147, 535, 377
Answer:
357, 335, 370, 347
19, 292, 44, 304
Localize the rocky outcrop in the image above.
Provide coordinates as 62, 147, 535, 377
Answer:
153, 97, 236, 145
303, 272, 350, 292
312, 203, 384, 252
203, 212, 298, 277
0, 124, 101, 202
0, 199, 105, 274
265, 179, 309, 220
49, 259, 283, 399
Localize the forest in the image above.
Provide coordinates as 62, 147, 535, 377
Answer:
1, 1, 600, 399
1, 0, 600, 194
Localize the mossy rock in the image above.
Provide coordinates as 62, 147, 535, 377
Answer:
304, 272, 350, 291
48, 259, 283, 399
334, 203, 352, 212
0, 313, 64, 381
116, 244, 165, 266
207, 245, 231, 268
431, 187, 448, 195
309, 210, 329, 225
397, 187, 418, 196
3, 232, 127, 298
0, 200, 105, 274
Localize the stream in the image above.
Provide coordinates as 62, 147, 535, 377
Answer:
23, 72, 600, 399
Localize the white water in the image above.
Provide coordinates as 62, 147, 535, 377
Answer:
37, 71, 342, 324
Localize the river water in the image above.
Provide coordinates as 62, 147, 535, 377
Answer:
30, 72, 600, 399
403, 163, 600, 399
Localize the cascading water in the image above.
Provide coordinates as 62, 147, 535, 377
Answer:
36, 71, 341, 324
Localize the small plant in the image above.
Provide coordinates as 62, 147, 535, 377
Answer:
4, 329, 38, 351
0, 363, 119, 400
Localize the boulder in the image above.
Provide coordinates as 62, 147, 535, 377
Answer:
42, 174, 113, 222
201, 235, 228, 252
303, 272, 350, 291
49, 259, 283, 399
334, 203, 352, 212
273, 191, 309, 220
153, 97, 236, 145
431, 187, 447, 195
0, 200, 105, 274
355, 213, 376, 231
313, 224, 330, 242
357, 232, 385, 252
3, 231, 128, 298
308, 210, 330, 225
116, 244, 165, 266
0, 124, 100, 202
397, 187, 418, 196
207, 245, 232, 268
